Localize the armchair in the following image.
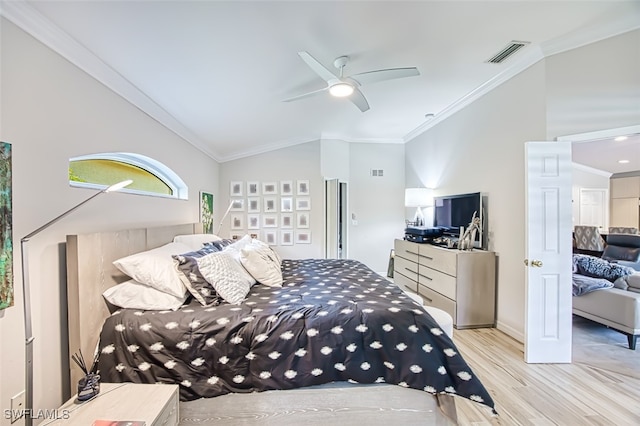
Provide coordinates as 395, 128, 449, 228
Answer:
574, 225, 606, 255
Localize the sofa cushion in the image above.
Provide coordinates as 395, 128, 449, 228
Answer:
572, 274, 613, 296
573, 254, 635, 282
573, 287, 640, 333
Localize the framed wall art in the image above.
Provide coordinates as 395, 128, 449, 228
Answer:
296, 212, 310, 228
280, 213, 293, 229
280, 180, 293, 196
295, 231, 311, 244
230, 181, 243, 197
247, 214, 260, 230
263, 214, 278, 228
230, 198, 245, 211
263, 197, 277, 213
262, 182, 278, 195
247, 197, 260, 213
199, 191, 214, 234
280, 230, 293, 246
247, 181, 260, 196
230, 214, 244, 230
280, 197, 293, 212
264, 231, 277, 246
0, 141, 12, 310
295, 197, 310, 210
297, 180, 309, 195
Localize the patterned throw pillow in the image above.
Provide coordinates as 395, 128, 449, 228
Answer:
240, 243, 283, 287
573, 254, 635, 282
197, 250, 255, 304
173, 244, 222, 306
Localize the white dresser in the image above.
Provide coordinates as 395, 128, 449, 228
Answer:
394, 239, 496, 329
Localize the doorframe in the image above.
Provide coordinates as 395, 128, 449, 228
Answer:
537, 124, 640, 357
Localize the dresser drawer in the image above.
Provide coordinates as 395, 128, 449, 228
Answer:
394, 239, 420, 263
417, 284, 456, 324
418, 244, 457, 276
417, 266, 456, 300
394, 256, 418, 282
393, 269, 418, 293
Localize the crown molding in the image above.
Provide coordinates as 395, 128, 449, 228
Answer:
217, 136, 320, 163
320, 133, 404, 144
0, 0, 222, 162
572, 162, 612, 178
404, 15, 640, 143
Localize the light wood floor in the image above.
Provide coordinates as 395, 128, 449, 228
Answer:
454, 315, 640, 425
180, 316, 640, 425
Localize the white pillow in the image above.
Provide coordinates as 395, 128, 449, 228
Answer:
198, 251, 255, 304
103, 279, 187, 311
173, 233, 222, 251
240, 243, 283, 287
113, 242, 192, 298
250, 238, 282, 269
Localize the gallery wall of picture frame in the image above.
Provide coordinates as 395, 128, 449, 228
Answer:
228, 180, 312, 245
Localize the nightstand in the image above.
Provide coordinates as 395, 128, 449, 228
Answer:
45, 383, 179, 426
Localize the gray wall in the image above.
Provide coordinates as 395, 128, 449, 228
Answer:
0, 19, 220, 420
405, 29, 640, 341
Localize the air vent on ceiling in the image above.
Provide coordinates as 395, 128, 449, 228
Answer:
485, 41, 530, 64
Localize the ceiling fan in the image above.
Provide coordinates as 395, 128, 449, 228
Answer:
283, 51, 420, 112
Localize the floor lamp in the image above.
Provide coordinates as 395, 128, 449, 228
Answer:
20, 179, 132, 426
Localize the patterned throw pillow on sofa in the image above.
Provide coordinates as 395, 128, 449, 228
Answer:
573, 254, 635, 282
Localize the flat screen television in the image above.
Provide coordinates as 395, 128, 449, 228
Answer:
433, 192, 486, 248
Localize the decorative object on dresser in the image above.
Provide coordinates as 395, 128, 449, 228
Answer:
394, 238, 496, 328
21, 179, 132, 426
404, 187, 433, 227
457, 211, 481, 251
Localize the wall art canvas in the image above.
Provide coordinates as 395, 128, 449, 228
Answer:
200, 191, 214, 234
0, 142, 13, 309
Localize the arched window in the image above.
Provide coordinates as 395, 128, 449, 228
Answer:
69, 152, 188, 200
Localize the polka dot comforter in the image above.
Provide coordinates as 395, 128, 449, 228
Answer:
98, 258, 495, 412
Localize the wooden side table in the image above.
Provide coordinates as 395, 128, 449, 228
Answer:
44, 383, 179, 426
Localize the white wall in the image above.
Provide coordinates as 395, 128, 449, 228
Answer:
347, 143, 405, 274
0, 19, 220, 423
405, 29, 640, 342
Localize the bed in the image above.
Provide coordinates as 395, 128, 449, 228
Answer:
66, 223, 496, 422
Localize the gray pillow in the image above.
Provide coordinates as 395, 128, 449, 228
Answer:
572, 273, 613, 296
573, 254, 635, 282
173, 244, 222, 306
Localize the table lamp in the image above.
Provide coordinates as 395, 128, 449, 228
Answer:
405, 188, 433, 227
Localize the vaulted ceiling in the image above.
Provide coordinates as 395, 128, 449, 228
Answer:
3, 1, 639, 167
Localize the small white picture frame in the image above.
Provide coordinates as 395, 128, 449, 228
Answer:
297, 180, 310, 195
247, 181, 260, 196
281, 197, 293, 212
263, 197, 278, 213
231, 214, 244, 230
280, 213, 293, 229
263, 214, 278, 228
230, 181, 243, 197
247, 197, 261, 213
247, 214, 260, 230
295, 231, 311, 244
280, 230, 293, 246
264, 231, 277, 245
231, 232, 244, 241
230, 198, 245, 211
296, 212, 310, 228
295, 197, 310, 211
263, 182, 278, 195
280, 181, 293, 196
249, 232, 259, 240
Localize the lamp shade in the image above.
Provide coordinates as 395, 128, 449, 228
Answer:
405, 188, 433, 207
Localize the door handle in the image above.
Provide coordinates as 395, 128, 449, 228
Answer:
524, 259, 543, 267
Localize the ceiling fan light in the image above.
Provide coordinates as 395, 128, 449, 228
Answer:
329, 83, 354, 97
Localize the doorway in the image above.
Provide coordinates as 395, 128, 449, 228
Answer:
325, 178, 348, 259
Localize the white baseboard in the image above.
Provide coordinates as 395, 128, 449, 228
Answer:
496, 320, 524, 343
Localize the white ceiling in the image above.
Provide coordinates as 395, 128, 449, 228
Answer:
3, 1, 640, 164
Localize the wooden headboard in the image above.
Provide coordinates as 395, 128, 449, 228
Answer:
65, 223, 202, 388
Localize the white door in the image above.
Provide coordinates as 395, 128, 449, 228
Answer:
578, 188, 607, 228
525, 141, 573, 363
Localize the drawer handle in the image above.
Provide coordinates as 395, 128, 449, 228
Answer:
404, 267, 418, 274
419, 254, 433, 260
418, 273, 433, 281
422, 296, 433, 303
406, 250, 419, 256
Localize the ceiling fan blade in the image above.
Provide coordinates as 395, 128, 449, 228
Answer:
298, 51, 338, 83
349, 87, 370, 112
282, 86, 328, 103
349, 67, 420, 86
